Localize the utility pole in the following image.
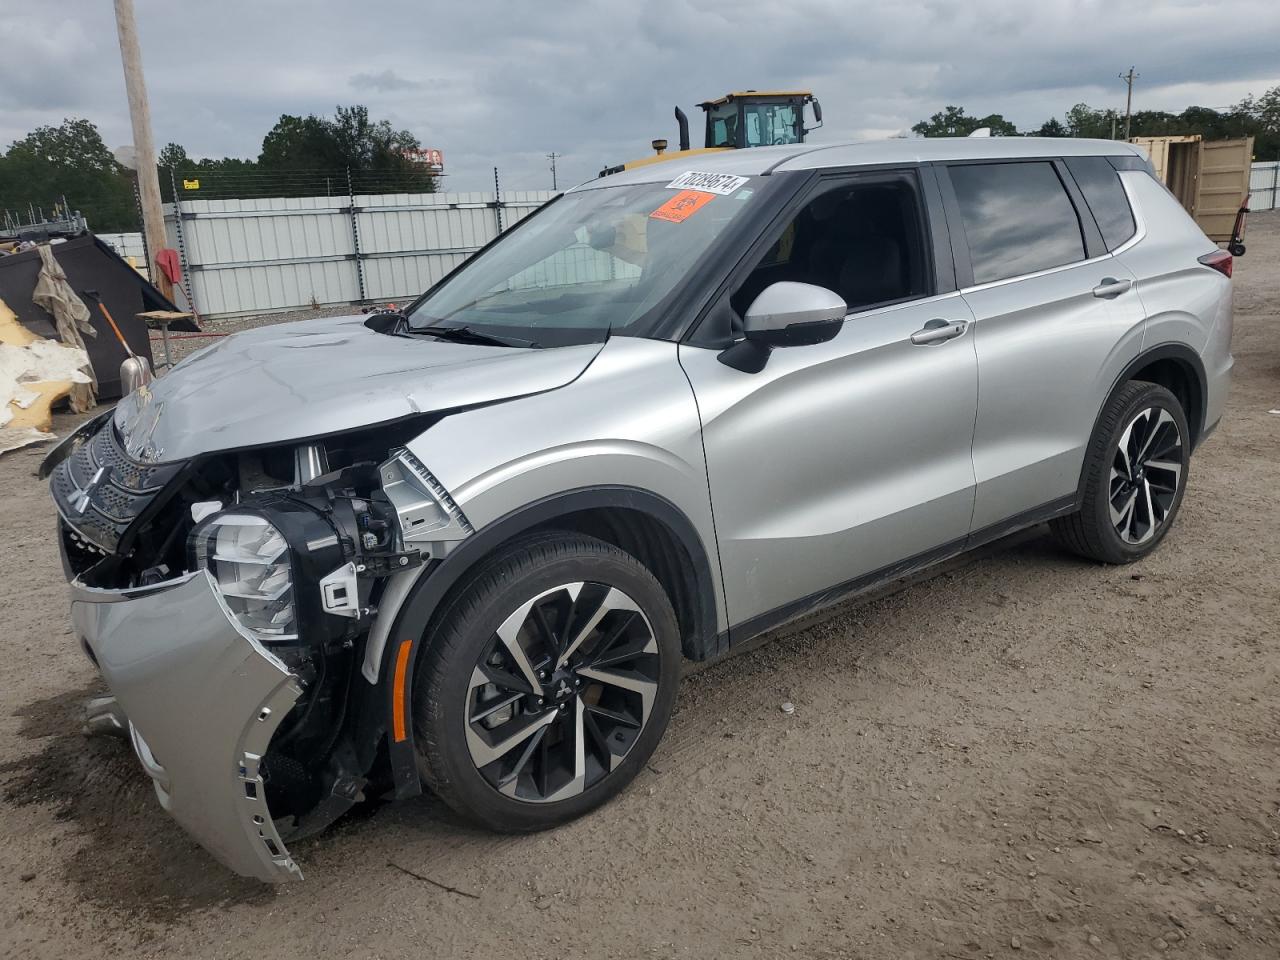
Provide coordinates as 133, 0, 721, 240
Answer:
113, 0, 174, 301
1119, 66, 1139, 141
547, 152, 560, 191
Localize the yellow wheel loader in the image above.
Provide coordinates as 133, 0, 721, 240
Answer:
599, 90, 822, 177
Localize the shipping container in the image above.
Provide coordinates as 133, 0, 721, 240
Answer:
1130, 135, 1253, 243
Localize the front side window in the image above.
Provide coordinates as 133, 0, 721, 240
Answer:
730, 176, 931, 318
1065, 156, 1137, 251
407, 179, 760, 347
949, 162, 1086, 285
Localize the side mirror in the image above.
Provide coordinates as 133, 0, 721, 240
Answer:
720, 282, 846, 373
744, 281, 846, 344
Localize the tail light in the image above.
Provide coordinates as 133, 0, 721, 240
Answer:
1198, 250, 1232, 278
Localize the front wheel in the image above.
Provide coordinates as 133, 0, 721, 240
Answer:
1051, 380, 1190, 564
412, 533, 681, 832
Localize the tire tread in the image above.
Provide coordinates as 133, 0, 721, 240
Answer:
1050, 379, 1187, 564
413, 531, 674, 830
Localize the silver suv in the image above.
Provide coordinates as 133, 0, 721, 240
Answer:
45, 138, 1233, 881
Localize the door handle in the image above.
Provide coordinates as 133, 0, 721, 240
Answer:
1092, 277, 1132, 298
910, 319, 968, 345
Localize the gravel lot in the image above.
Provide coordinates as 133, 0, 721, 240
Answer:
2, 214, 1278, 959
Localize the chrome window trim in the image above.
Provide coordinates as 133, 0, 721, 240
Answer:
839, 288, 966, 321
958, 251, 1112, 295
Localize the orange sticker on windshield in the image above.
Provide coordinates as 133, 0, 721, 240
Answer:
650, 189, 715, 223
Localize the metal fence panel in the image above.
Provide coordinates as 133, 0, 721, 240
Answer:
166, 195, 359, 316
97, 231, 147, 262
164, 189, 556, 318
1249, 161, 1279, 212
357, 191, 496, 303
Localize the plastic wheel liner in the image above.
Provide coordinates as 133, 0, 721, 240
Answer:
71, 570, 304, 882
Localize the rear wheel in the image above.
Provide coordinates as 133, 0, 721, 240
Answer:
413, 533, 680, 831
1051, 380, 1190, 564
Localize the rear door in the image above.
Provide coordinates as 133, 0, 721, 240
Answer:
940, 158, 1146, 531
1191, 137, 1254, 241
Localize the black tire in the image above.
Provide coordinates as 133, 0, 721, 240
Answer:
412, 532, 681, 832
1051, 380, 1190, 564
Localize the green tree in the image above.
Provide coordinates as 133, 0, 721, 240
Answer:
1035, 117, 1068, 137
912, 106, 1018, 137
259, 113, 341, 169
912, 105, 978, 136
1127, 110, 1180, 137
2, 105, 440, 217
1064, 104, 1115, 139
0, 118, 135, 231
1235, 85, 1280, 157
158, 142, 191, 168
257, 105, 435, 195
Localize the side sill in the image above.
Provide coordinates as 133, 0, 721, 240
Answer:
723, 495, 1076, 651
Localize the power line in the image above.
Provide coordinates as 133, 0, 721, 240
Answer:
547, 152, 560, 191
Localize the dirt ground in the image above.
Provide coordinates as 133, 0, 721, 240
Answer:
2, 215, 1278, 960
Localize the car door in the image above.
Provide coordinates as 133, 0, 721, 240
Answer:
678, 168, 979, 633
940, 158, 1146, 532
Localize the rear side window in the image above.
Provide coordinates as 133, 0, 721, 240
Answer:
949, 162, 1086, 284
1065, 156, 1137, 250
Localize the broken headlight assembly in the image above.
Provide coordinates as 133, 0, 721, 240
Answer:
190, 497, 355, 651
186, 455, 440, 655
192, 512, 301, 642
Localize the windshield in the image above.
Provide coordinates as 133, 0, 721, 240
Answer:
744, 103, 800, 146
406, 179, 759, 346
706, 102, 801, 148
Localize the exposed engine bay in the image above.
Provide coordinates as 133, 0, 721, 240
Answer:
47, 412, 469, 848
35, 313, 607, 881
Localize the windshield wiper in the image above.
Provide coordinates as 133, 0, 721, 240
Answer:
413, 324, 538, 348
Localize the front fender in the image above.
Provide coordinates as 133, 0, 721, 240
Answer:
410, 337, 723, 627
371, 338, 725, 796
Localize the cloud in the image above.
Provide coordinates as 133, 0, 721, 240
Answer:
1, 0, 1277, 190
350, 70, 425, 93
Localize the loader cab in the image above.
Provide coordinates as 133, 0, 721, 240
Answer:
598, 88, 822, 178
700, 91, 821, 149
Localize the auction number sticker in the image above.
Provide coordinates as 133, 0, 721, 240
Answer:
650, 190, 716, 223
665, 171, 749, 195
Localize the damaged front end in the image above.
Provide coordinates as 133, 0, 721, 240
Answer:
47, 414, 470, 882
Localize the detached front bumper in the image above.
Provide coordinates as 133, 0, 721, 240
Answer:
71, 570, 304, 882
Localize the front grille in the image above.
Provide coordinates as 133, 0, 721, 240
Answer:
50, 420, 184, 554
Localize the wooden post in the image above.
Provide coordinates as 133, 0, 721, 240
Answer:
113, 0, 174, 301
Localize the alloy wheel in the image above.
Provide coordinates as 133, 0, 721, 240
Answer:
1109, 406, 1183, 545
463, 581, 661, 802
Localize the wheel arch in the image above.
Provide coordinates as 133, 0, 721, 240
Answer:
1075, 342, 1207, 506
1123, 343, 1207, 448
377, 485, 722, 796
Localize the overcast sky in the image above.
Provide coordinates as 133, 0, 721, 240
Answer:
3, 0, 1278, 193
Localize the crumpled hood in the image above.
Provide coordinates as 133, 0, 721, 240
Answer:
114, 314, 603, 463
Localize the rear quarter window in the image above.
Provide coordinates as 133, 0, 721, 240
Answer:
1066, 157, 1137, 251
948, 161, 1086, 285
